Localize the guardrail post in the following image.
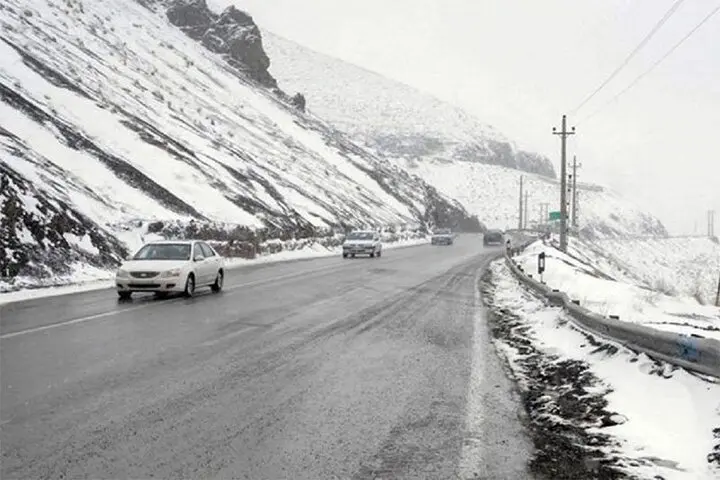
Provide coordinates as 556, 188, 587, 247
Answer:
678, 336, 700, 362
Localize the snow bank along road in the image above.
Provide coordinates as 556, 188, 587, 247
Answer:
0, 235, 533, 479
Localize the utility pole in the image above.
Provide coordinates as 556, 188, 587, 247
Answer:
570, 155, 582, 235
518, 175, 524, 230
538, 204, 544, 225
553, 115, 575, 252
716, 270, 720, 306
709, 210, 716, 238
539, 202, 550, 227
524, 192, 529, 229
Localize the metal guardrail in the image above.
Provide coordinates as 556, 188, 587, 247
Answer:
504, 243, 720, 379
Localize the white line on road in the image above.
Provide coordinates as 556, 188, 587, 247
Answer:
0, 303, 158, 340
457, 267, 489, 479
224, 262, 343, 292
0, 262, 348, 340
0, 240, 444, 340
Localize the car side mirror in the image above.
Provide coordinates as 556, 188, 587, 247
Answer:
194, 255, 204, 262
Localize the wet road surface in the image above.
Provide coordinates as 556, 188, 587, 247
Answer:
1, 235, 533, 479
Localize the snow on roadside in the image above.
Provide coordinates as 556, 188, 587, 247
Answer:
0, 236, 429, 305
514, 240, 720, 341
483, 260, 720, 480
587, 237, 720, 306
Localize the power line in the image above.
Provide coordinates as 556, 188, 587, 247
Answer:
578, 2, 720, 125
569, 0, 689, 116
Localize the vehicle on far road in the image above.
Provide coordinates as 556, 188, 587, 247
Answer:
431, 228, 454, 245
115, 240, 225, 299
342, 230, 382, 258
483, 229, 505, 247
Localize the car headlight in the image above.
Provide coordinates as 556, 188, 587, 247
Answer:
161, 268, 182, 278
116, 269, 129, 277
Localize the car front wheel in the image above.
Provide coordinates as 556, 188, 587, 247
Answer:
183, 274, 195, 298
118, 291, 131, 300
211, 270, 224, 293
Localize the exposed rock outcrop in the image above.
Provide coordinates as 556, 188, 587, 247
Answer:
455, 140, 556, 178
366, 134, 555, 178
290, 92, 306, 112
166, 0, 277, 88
165, 0, 214, 40
0, 161, 127, 286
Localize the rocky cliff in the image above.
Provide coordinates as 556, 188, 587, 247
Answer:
166, 0, 276, 88
0, 0, 483, 290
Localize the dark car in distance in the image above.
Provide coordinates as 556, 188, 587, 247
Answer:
483, 229, 504, 246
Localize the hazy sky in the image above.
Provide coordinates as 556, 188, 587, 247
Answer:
210, 0, 719, 234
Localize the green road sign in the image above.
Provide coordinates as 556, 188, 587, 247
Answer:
549, 211, 561, 221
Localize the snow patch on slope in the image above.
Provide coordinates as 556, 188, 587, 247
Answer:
404, 160, 666, 237
262, 31, 556, 178
587, 237, 720, 306
514, 240, 720, 341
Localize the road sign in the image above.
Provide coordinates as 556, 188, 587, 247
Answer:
549, 211, 561, 221
538, 252, 546, 275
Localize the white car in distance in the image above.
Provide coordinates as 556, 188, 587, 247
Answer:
342, 231, 382, 258
115, 240, 225, 299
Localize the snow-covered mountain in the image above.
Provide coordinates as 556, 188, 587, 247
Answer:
262, 33, 667, 237
0, 0, 481, 290
399, 159, 667, 237
263, 32, 556, 179
0, 0, 667, 292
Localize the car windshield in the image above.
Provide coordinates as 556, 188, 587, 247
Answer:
347, 232, 374, 240
435, 229, 451, 234
132, 243, 192, 261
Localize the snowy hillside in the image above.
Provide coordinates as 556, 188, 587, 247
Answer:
0, 0, 481, 290
400, 159, 667, 237
261, 32, 668, 237
516, 239, 720, 341
586, 237, 720, 306
262, 32, 556, 178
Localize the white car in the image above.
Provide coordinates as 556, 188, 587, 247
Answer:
115, 240, 225, 299
342, 231, 382, 258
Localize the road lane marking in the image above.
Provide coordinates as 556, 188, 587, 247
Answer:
0, 261, 352, 340
0, 240, 460, 340
0, 303, 158, 340
458, 267, 488, 478
224, 262, 346, 291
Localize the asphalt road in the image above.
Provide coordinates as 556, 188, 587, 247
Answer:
0, 235, 533, 479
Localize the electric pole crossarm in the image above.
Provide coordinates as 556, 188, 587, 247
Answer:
571, 156, 582, 233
